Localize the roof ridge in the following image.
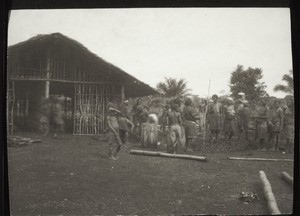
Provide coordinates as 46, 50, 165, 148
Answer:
8, 33, 159, 96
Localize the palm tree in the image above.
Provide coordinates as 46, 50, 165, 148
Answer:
273, 70, 294, 95
156, 77, 190, 97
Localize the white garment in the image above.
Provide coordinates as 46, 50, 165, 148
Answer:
148, 114, 158, 124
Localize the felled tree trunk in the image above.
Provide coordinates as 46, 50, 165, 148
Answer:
281, 172, 293, 186
130, 150, 207, 162
259, 171, 281, 215
228, 157, 293, 162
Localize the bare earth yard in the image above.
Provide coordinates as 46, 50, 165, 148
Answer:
8, 133, 293, 215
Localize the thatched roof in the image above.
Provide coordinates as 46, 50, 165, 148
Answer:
8, 33, 159, 97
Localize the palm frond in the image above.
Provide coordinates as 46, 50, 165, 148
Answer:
273, 84, 289, 93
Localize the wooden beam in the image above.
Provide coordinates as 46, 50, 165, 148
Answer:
228, 157, 293, 162
259, 171, 281, 215
9, 77, 124, 85
281, 172, 293, 186
130, 150, 207, 162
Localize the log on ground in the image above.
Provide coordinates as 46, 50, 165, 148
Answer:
281, 172, 293, 186
130, 150, 207, 162
228, 157, 293, 162
259, 171, 281, 215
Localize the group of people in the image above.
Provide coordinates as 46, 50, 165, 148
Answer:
204, 94, 294, 153
104, 94, 294, 160
106, 97, 202, 156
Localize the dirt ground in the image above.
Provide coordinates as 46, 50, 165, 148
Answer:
8, 132, 294, 215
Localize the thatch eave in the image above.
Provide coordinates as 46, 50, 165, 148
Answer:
8, 33, 159, 97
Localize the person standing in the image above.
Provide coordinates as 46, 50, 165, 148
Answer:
198, 102, 206, 132
223, 98, 236, 145
117, 116, 134, 146
237, 100, 251, 142
208, 94, 221, 144
149, 100, 163, 124
255, 101, 270, 151
40, 97, 51, 136
120, 100, 132, 121
133, 98, 144, 136
167, 102, 183, 154
268, 101, 284, 151
236, 99, 244, 137
52, 96, 65, 139
283, 103, 294, 153
182, 98, 200, 152
107, 108, 122, 160
161, 104, 170, 132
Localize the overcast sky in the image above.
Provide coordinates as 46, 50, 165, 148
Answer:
8, 8, 293, 98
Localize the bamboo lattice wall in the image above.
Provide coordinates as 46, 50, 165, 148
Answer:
74, 83, 121, 135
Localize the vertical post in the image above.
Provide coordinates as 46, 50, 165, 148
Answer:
73, 84, 77, 135
45, 57, 50, 99
121, 85, 125, 105
203, 79, 211, 145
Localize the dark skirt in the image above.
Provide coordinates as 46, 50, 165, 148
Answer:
256, 121, 268, 139
209, 114, 221, 131
284, 124, 294, 139
184, 121, 198, 139
238, 118, 249, 130
223, 118, 235, 133
272, 121, 281, 133
108, 131, 120, 145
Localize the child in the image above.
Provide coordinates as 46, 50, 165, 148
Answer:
107, 108, 122, 160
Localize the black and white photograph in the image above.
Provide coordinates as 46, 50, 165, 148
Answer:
6, 7, 295, 215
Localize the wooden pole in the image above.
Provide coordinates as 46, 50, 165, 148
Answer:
281, 172, 293, 186
259, 171, 281, 215
203, 79, 211, 145
45, 57, 50, 99
228, 157, 293, 162
130, 150, 207, 162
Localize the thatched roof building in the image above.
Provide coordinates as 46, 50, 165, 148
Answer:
8, 32, 158, 97
7, 33, 158, 135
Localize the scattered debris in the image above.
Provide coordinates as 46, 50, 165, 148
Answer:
212, 203, 226, 207
7, 136, 42, 147
239, 192, 258, 203
130, 205, 152, 215
199, 185, 211, 189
